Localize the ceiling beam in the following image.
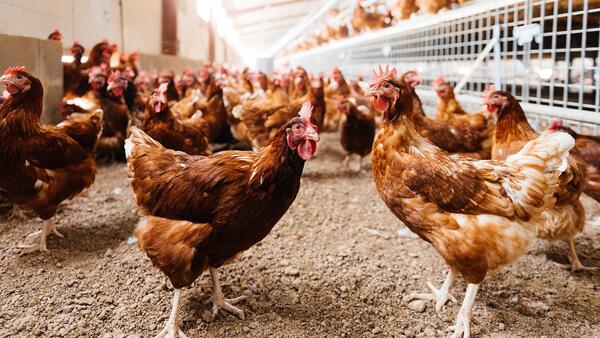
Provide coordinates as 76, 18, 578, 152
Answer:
267, 0, 341, 57
230, 0, 317, 15
242, 27, 291, 39
238, 21, 298, 35
235, 12, 307, 28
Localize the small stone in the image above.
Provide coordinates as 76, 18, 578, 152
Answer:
372, 327, 383, 335
498, 322, 506, 330
408, 300, 426, 313
284, 266, 300, 276
104, 248, 113, 257
248, 322, 259, 329
407, 252, 419, 258
98, 309, 109, 320
56, 262, 62, 268
201, 310, 213, 322
242, 326, 251, 333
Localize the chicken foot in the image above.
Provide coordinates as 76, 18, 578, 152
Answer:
156, 288, 188, 338
204, 267, 247, 321
17, 220, 63, 253
8, 204, 27, 220
447, 283, 479, 338
561, 239, 598, 272
343, 154, 364, 173
409, 269, 457, 312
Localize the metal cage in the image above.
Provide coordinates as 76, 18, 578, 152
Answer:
276, 0, 600, 134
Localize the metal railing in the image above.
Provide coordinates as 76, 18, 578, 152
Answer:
276, 0, 600, 134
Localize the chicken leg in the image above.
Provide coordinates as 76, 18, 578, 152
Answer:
8, 204, 26, 220
156, 288, 188, 338
17, 220, 63, 253
409, 269, 457, 312
204, 267, 246, 321
563, 239, 598, 272
448, 283, 479, 338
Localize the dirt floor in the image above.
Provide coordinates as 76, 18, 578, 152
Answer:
1, 132, 599, 338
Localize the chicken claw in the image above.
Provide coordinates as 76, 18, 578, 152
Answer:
17, 221, 63, 253
408, 270, 457, 312
8, 205, 27, 220
560, 240, 598, 272
205, 268, 247, 321
156, 289, 188, 338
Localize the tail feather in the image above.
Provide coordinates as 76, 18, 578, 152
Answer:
503, 131, 575, 218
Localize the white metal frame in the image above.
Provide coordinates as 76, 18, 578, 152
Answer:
276, 0, 600, 134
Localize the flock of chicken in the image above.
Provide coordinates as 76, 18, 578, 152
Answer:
285, 0, 467, 55
1, 36, 600, 338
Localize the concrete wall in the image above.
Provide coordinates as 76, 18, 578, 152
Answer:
138, 53, 204, 74
176, 0, 210, 60
0, 34, 63, 123
0, 0, 241, 64
122, 0, 162, 54
0, 0, 123, 51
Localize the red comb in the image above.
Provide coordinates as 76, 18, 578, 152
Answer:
299, 101, 313, 122
548, 119, 563, 130
158, 82, 168, 94
4, 66, 26, 75
369, 65, 397, 86
108, 70, 121, 82
432, 75, 445, 86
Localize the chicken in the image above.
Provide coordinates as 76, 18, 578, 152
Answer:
548, 120, 600, 202
0, 66, 103, 252
432, 76, 489, 127
126, 102, 319, 337
416, 0, 451, 14
485, 90, 593, 272
194, 86, 228, 143
123, 69, 147, 133
97, 70, 130, 161
82, 40, 112, 71
47, 29, 62, 41
398, 71, 490, 158
157, 71, 180, 102
393, 0, 419, 21
352, 0, 391, 32
337, 96, 375, 172
365, 65, 576, 337
141, 83, 209, 155
63, 41, 85, 97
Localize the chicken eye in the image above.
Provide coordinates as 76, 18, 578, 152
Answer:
16, 75, 22, 79
294, 124, 304, 133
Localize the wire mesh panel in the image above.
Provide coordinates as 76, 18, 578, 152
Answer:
276, 0, 600, 133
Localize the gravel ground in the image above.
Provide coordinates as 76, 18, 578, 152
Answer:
1, 132, 599, 338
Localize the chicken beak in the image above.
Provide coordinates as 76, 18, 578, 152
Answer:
364, 87, 378, 97
106, 82, 116, 91
0, 74, 11, 85
306, 127, 320, 142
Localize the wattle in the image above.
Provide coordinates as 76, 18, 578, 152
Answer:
297, 139, 317, 160
6, 85, 19, 95
374, 96, 389, 113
